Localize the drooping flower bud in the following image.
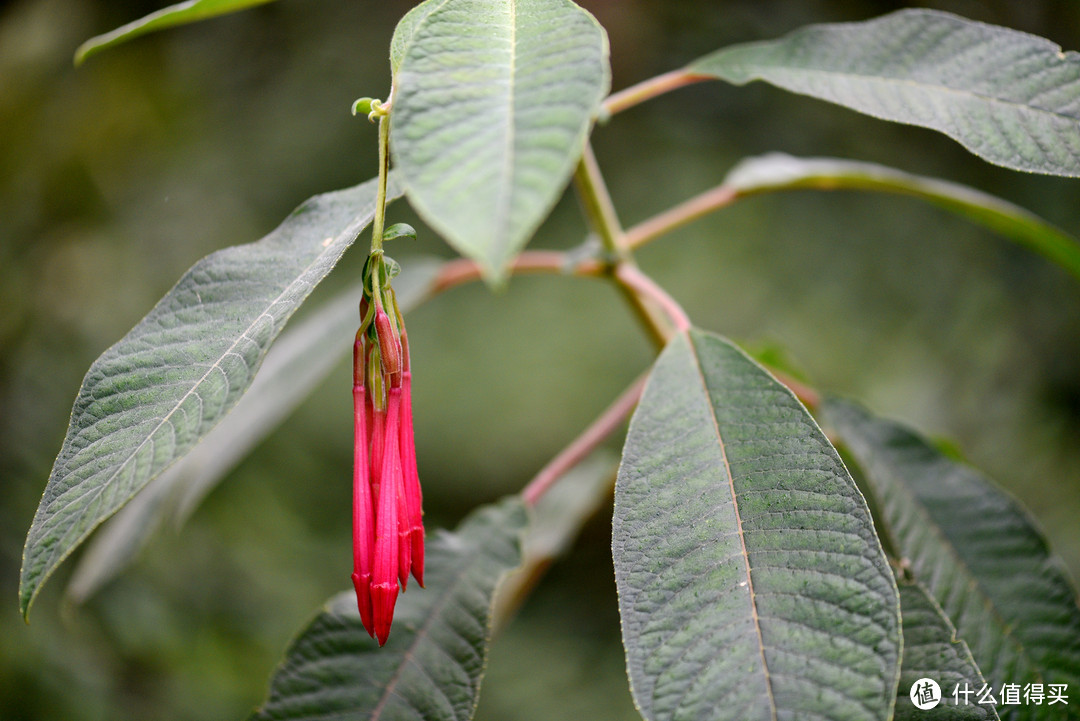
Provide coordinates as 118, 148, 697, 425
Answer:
349, 255, 425, 645
399, 370, 424, 587
374, 309, 401, 379
370, 387, 403, 646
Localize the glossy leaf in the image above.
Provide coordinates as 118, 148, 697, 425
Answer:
390, 0, 610, 280
823, 399, 1080, 721
896, 579, 999, 721
75, 0, 277, 65
64, 258, 443, 604
20, 176, 403, 618
613, 330, 900, 721
250, 497, 527, 721
690, 9, 1080, 176
724, 153, 1080, 282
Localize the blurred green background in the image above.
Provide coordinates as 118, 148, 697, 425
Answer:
3, 1, 1080, 719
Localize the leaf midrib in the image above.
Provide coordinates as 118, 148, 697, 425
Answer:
25, 214, 365, 613
491, 0, 518, 265
870, 442, 1045, 686
686, 333, 778, 721
369, 534, 506, 720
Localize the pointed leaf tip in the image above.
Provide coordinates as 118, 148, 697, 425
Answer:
75, 0, 278, 65
390, 0, 611, 280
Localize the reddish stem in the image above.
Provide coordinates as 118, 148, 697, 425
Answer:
602, 70, 712, 117
522, 373, 648, 507
623, 184, 739, 250
614, 263, 691, 336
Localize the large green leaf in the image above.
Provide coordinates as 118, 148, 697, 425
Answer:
613, 330, 900, 721
20, 176, 403, 618
250, 497, 526, 721
690, 9, 1080, 177
822, 399, 1080, 721
63, 258, 443, 604
723, 154, 1080, 283
390, 0, 610, 280
75, 0, 278, 65
896, 579, 999, 721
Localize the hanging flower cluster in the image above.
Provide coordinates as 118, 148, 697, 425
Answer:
351, 253, 424, 646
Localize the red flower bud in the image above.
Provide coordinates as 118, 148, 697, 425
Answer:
351, 381, 375, 638
400, 371, 424, 587
371, 387, 403, 646
350, 303, 425, 645
374, 309, 401, 378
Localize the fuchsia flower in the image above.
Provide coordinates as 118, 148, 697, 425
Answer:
352, 304, 424, 646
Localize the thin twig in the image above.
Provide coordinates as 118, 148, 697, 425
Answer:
602, 70, 712, 117
614, 263, 692, 336
521, 373, 648, 506
572, 143, 626, 256
624, 183, 739, 250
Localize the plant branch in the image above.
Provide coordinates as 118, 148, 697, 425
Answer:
601, 69, 711, 117
430, 252, 605, 295
614, 263, 691, 337
521, 372, 648, 507
370, 114, 391, 252
572, 143, 626, 257
624, 183, 739, 250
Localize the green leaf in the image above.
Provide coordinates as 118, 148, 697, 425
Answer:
250, 497, 527, 721
896, 579, 999, 721
63, 258, 443, 604
690, 9, 1080, 177
389, 0, 442, 79
613, 330, 900, 721
20, 176, 403, 619
75, 0, 277, 65
390, 0, 610, 280
822, 399, 1080, 721
724, 153, 1080, 283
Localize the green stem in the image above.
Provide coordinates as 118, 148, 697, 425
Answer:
572, 143, 626, 258
370, 114, 391, 253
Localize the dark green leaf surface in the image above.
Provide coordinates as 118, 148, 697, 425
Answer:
823, 399, 1080, 721
691, 9, 1080, 176
63, 258, 443, 604
390, 0, 610, 280
75, 0, 277, 65
613, 330, 900, 721
896, 580, 999, 721
724, 154, 1080, 282
20, 176, 403, 618
250, 498, 527, 721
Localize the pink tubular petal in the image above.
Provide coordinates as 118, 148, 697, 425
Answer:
352, 348, 375, 637
400, 372, 425, 586
370, 404, 386, 493
352, 572, 374, 638
371, 388, 402, 645
396, 460, 411, 589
